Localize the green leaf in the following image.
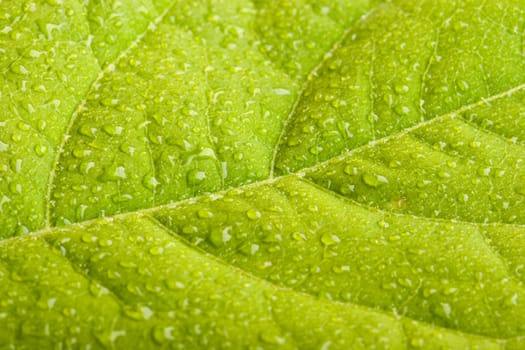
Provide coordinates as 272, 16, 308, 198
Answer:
1, 0, 525, 348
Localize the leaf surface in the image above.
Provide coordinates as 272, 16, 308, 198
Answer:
1, 0, 525, 348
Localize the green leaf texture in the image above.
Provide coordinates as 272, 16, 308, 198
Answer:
1, 0, 525, 348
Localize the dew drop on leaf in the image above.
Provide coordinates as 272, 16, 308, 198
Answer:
320, 233, 340, 246
182, 225, 199, 235
34, 144, 48, 156
186, 169, 206, 185
149, 246, 164, 256
209, 227, 232, 247
151, 325, 175, 344
197, 209, 214, 218
246, 209, 261, 220
259, 330, 285, 345
142, 174, 160, 190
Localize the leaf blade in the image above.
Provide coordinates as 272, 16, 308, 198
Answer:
1, 0, 525, 347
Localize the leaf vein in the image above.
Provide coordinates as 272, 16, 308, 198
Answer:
43, 3, 178, 228
145, 191, 520, 341
268, 9, 375, 178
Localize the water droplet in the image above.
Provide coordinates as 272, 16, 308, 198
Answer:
431, 302, 452, 319
123, 306, 154, 320
142, 174, 160, 190
11, 64, 30, 75
102, 124, 123, 136
198, 147, 217, 159
17, 122, 30, 131
209, 226, 232, 247
394, 105, 410, 115
81, 234, 96, 243
72, 148, 91, 158
187, 169, 206, 185
197, 209, 214, 218
119, 143, 135, 156
321, 233, 340, 246
100, 98, 119, 107
259, 330, 286, 345
377, 220, 390, 228
11, 133, 22, 143
9, 182, 22, 194
343, 165, 357, 175
262, 233, 282, 243
309, 146, 323, 155
292, 232, 306, 241
332, 265, 351, 274
78, 124, 96, 138
477, 167, 491, 177
149, 246, 164, 256
98, 239, 113, 247
34, 144, 48, 156
442, 286, 458, 296
165, 279, 185, 290
112, 194, 133, 203
457, 80, 469, 92
89, 282, 109, 297
182, 225, 199, 234
246, 209, 261, 220
80, 161, 96, 174
101, 165, 127, 181
119, 260, 137, 269
438, 170, 450, 178
151, 325, 175, 344
37, 120, 46, 131
458, 193, 469, 202
239, 242, 260, 256
504, 293, 519, 307
394, 84, 409, 94
362, 173, 388, 187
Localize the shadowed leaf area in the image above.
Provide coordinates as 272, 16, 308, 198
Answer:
1, 0, 525, 348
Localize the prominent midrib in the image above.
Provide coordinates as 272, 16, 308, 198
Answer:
18, 79, 525, 243
33, 0, 525, 244
43, 3, 178, 229
42, 1, 372, 231
6, 84, 525, 340
300, 81, 525, 175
